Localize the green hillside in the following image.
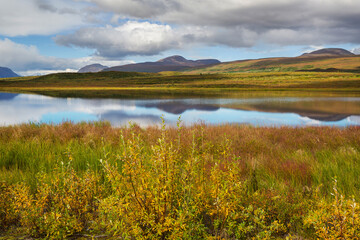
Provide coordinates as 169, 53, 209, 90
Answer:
185, 56, 360, 74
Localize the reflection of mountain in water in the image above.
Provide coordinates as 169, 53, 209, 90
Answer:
300, 113, 350, 122
100, 110, 161, 126
225, 101, 360, 122
143, 102, 220, 114
0, 93, 18, 100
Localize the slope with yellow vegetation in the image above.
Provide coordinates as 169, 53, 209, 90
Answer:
185, 56, 360, 74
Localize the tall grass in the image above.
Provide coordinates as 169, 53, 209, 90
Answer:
0, 122, 360, 238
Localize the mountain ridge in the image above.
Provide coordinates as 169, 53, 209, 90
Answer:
301, 48, 355, 57
102, 55, 221, 73
77, 48, 358, 75
185, 48, 360, 74
0, 67, 19, 78
78, 64, 108, 73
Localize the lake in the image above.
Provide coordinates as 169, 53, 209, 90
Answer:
0, 91, 360, 127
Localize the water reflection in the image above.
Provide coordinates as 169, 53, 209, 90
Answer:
0, 92, 359, 127
0, 92, 18, 100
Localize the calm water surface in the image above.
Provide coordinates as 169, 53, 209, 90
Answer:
0, 92, 359, 127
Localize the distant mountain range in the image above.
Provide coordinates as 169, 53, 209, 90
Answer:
77, 48, 359, 74
77, 56, 220, 73
78, 64, 108, 73
0, 67, 19, 78
102, 55, 220, 73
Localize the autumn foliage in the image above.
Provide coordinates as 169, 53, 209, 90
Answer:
1, 122, 360, 238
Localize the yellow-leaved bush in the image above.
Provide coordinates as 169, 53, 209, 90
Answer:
1, 122, 360, 239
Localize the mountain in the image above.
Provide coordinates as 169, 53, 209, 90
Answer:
78, 64, 108, 73
156, 55, 190, 65
301, 48, 355, 57
0, 67, 19, 78
194, 59, 221, 65
102, 55, 221, 73
185, 49, 360, 74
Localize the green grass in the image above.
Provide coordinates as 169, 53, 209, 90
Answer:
1, 122, 360, 238
1, 72, 360, 94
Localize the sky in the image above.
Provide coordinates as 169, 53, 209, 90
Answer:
0, 0, 360, 76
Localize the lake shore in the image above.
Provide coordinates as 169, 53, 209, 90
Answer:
1, 72, 360, 94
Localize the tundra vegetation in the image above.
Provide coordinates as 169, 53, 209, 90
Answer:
1, 69, 360, 238
0, 72, 360, 94
1, 121, 360, 239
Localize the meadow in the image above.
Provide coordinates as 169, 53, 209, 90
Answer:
1, 72, 360, 95
185, 55, 360, 74
1, 122, 360, 239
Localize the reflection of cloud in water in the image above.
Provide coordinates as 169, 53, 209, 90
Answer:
349, 116, 360, 124
72, 103, 136, 114
299, 115, 360, 127
100, 110, 162, 127
41, 111, 98, 124
299, 116, 322, 126
16, 94, 54, 101
0, 96, 138, 126
66, 98, 136, 110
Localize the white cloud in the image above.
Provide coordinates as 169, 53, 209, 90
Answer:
351, 48, 360, 55
55, 21, 181, 57
0, 38, 133, 75
55, 21, 258, 58
301, 45, 325, 54
0, 0, 86, 36
18, 69, 79, 77
0, 38, 52, 71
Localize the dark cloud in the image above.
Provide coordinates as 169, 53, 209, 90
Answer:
35, 0, 58, 12
87, 0, 360, 28
84, 0, 360, 45
35, 0, 78, 14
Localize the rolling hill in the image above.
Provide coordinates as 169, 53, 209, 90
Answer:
0, 67, 19, 78
185, 48, 360, 74
102, 55, 220, 73
301, 48, 355, 57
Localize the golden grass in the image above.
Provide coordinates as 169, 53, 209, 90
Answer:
1, 122, 360, 238
186, 56, 360, 74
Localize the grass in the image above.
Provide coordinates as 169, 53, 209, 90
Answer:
1, 72, 360, 95
1, 122, 360, 238
185, 55, 360, 74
